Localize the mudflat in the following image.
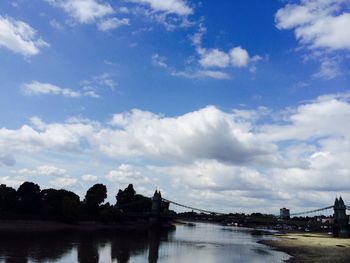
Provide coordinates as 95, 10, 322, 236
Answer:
261, 232, 350, 263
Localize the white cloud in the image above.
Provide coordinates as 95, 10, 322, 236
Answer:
260, 93, 350, 141
101, 106, 275, 164
128, 0, 193, 30
47, 0, 114, 24
106, 164, 151, 184
82, 174, 98, 181
0, 117, 96, 154
0, 15, 48, 56
275, 0, 350, 51
0, 176, 27, 188
192, 26, 261, 73
151, 53, 230, 79
81, 73, 117, 91
313, 58, 341, 80
151, 53, 168, 68
14, 165, 78, 188
165, 160, 269, 191
198, 46, 260, 69
98, 17, 130, 31
17, 165, 67, 177
22, 81, 81, 98
1, 93, 350, 211
199, 49, 230, 68
49, 177, 78, 187
130, 0, 193, 16
275, 1, 350, 79
230, 46, 250, 68
21, 81, 99, 98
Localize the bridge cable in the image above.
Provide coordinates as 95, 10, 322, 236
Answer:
290, 205, 334, 216
162, 198, 225, 215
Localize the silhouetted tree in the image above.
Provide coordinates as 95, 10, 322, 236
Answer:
17, 182, 42, 215
84, 184, 107, 215
0, 184, 17, 215
41, 188, 81, 221
116, 184, 152, 213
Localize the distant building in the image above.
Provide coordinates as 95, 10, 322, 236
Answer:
280, 208, 290, 219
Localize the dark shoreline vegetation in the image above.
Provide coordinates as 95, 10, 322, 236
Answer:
0, 182, 173, 226
0, 181, 338, 231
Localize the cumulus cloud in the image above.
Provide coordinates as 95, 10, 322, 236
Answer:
275, 0, 350, 51
47, 0, 128, 32
230, 47, 251, 68
103, 106, 275, 163
0, 117, 96, 154
199, 49, 230, 68
0, 15, 48, 56
199, 46, 261, 69
165, 160, 269, 191
1, 93, 350, 212
21, 81, 99, 98
275, 0, 350, 79
46, 0, 114, 24
192, 25, 261, 74
260, 93, 350, 141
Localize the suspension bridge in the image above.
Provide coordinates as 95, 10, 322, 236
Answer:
160, 195, 350, 237
160, 197, 350, 217
118, 188, 350, 237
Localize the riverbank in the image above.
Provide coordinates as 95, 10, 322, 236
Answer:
260, 232, 350, 262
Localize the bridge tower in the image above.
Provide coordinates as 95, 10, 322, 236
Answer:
149, 190, 162, 226
333, 197, 349, 237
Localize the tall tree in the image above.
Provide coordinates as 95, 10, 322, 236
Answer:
84, 184, 107, 215
17, 182, 42, 215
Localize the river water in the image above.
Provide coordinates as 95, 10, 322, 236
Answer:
0, 222, 289, 263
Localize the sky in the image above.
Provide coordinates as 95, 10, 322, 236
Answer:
0, 0, 350, 214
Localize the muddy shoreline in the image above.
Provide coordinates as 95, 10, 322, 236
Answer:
259, 232, 350, 263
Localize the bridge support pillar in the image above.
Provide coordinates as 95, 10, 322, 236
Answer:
333, 197, 349, 238
149, 190, 162, 227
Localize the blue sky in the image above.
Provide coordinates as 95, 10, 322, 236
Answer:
0, 0, 350, 214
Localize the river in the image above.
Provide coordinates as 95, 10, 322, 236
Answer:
0, 222, 289, 263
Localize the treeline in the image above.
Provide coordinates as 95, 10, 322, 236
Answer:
0, 182, 163, 223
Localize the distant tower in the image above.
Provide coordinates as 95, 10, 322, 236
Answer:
152, 190, 162, 215
280, 208, 290, 219
150, 190, 162, 226
333, 197, 349, 237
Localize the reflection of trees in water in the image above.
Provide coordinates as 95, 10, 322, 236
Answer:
0, 228, 172, 263
0, 231, 75, 263
111, 230, 165, 263
77, 233, 100, 263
